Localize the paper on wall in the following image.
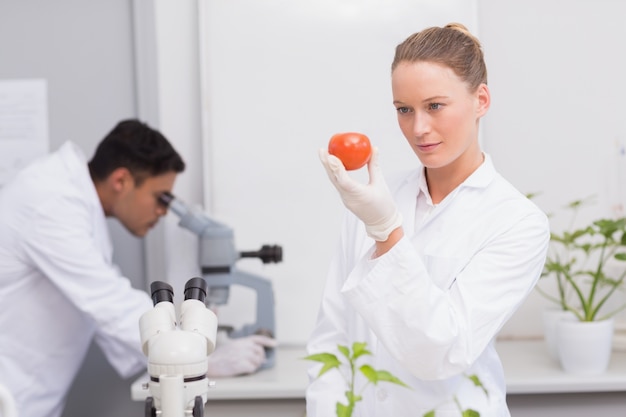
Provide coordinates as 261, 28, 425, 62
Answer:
0, 79, 49, 185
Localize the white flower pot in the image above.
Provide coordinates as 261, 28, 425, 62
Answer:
556, 317, 614, 375
542, 308, 576, 361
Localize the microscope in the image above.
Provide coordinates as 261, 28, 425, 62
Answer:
158, 192, 282, 367
139, 278, 218, 417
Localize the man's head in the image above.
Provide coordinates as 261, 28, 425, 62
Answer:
88, 119, 185, 237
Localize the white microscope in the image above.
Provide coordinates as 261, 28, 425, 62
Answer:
139, 277, 218, 417
158, 192, 282, 368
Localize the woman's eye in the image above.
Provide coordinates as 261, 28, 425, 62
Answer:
428, 103, 442, 111
396, 107, 410, 114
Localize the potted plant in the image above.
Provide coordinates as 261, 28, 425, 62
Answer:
304, 341, 488, 416
538, 197, 626, 373
535, 198, 583, 360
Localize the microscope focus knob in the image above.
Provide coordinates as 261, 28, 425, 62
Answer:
240, 244, 283, 264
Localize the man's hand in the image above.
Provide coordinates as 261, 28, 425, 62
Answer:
206, 334, 278, 377
319, 146, 402, 241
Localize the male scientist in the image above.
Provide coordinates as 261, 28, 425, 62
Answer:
0, 119, 276, 417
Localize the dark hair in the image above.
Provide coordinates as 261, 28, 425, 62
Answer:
391, 23, 487, 92
88, 119, 185, 185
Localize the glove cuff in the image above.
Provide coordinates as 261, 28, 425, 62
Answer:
365, 211, 403, 242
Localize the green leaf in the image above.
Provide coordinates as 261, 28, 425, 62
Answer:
345, 391, 362, 403
462, 409, 480, 417
423, 411, 436, 417
305, 342, 411, 417
466, 373, 489, 398
359, 364, 378, 383
351, 341, 371, 360
336, 402, 353, 417
358, 365, 410, 388
337, 344, 350, 361
303, 353, 341, 377
375, 369, 411, 388
615, 252, 626, 261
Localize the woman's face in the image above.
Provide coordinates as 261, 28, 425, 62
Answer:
391, 61, 489, 171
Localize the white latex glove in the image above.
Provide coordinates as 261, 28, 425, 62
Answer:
319, 146, 402, 241
206, 334, 278, 377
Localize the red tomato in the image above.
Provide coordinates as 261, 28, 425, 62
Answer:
328, 132, 372, 171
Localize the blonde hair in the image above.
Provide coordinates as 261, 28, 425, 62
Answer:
391, 23, 487, 91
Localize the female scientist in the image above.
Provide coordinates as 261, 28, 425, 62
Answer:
307, 23, 550, 416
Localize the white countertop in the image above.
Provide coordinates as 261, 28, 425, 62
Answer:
131, 340, 626, 401
131, 345, 309, 401
497, 339, 626, 394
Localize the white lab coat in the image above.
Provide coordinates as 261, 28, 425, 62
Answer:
306, 154, 550, 417
0, 142, 152, 417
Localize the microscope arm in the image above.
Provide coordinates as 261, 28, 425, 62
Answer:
203, 269, 275, 339
164, 196, 240, 274
159, 193, 280, 368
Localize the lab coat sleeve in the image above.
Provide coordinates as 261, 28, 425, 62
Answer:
21, 194, 150, 378
306, 214, 370, 416
342, 208, 550, 380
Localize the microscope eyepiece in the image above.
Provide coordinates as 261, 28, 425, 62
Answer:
157, 191, 175, 208
184, 277, 208, 303
150, 281, 174, 306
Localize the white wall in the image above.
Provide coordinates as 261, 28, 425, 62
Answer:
153, 0, 626, 345
197, 0, 478, 344
478, 0, 626, 338
140, 0, 207, 297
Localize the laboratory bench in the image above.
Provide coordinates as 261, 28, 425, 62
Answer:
132, 341, 626, 417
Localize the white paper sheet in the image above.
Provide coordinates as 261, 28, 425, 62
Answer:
0, 79, 49, 185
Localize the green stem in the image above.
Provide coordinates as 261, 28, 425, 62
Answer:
590, 266, 626, 320
349, 357, 356, 401
453, 396, 463, 414
535, 285, 564, 307
598, 302, 626, 321
564, 273, 587, 320
555, 270, 568, 309
586, 242, 611, 320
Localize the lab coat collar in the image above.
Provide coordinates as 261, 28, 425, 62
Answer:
57, 141, 99, 205
395, 153, 497, 232
411, 152, 496, 196
462, 153, 497, 189
57, 141, 114, 263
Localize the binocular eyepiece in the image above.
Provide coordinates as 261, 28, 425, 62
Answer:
150, 277, 208, 306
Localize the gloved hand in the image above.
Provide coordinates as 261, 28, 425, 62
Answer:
319, 146, 402, 241
206, 334, 278, 377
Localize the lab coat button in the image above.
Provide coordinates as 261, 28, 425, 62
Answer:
376, 388, 388, 401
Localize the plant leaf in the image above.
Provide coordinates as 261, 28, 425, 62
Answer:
345, 390, 362, 403
462, 409, 480, 417
375, 369, 411, 388
336, 402, 352, 417
423, 411, 436, 417
359, 364, 377, 384
303, 353, 341, 377
351, 341, 371, 360
466, 373, 489, 398
338, 344, 350, 361
358, 365, 410, 388
615, 252, 626, 261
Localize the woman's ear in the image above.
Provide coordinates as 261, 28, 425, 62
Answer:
476, 83, 491, 118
